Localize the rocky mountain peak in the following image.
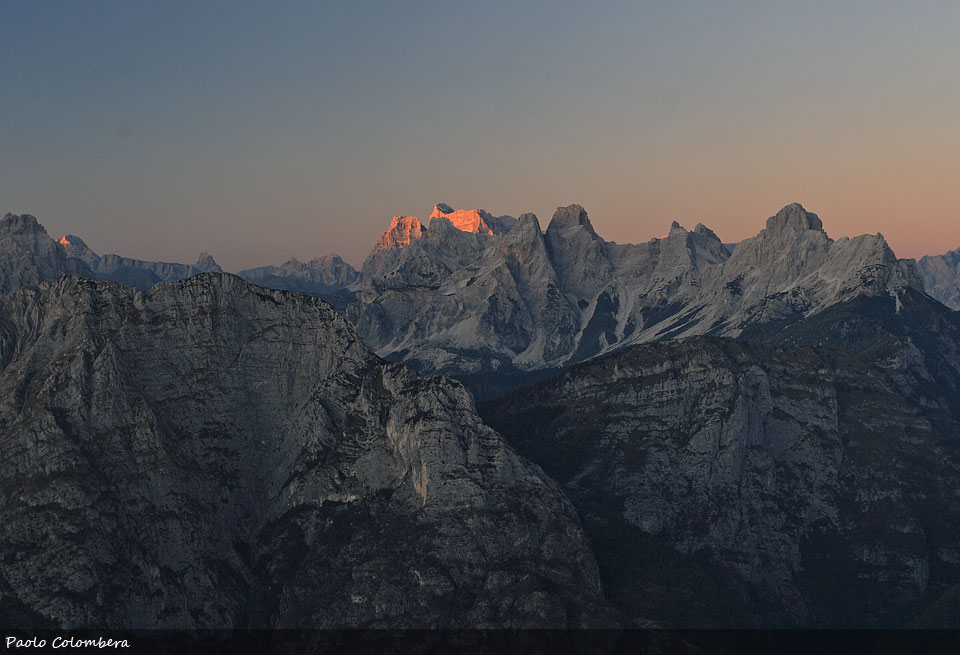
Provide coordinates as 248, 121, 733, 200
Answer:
546, 204, 596, 237
430, 203, 493, 235
313, 253, 343, 265
515, 212, 543, 232
428, 203, 517, 235
1, 212, 44, 234
57, 233, 90, 250
362, 216, 426, 278
694, 223, 719, 239
194, 251, 222, 272
375, 216, 424, 251
667, 220, 688, 236
765, 202, 824, 233
57, 234, 100, 266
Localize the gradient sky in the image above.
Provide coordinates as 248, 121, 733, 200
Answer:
2, 1, 958, 270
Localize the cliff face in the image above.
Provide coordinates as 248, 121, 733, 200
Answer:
481, 334, 960, 627
918, 248, 960, 310
0, 274, 608, 629
361, 216, 426, 279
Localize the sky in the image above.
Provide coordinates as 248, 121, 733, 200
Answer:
1, 1, 958, 270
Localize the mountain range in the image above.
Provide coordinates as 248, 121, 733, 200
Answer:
349, 202, 925, 397
4, 204, 957, 362
1, 202, 960, 629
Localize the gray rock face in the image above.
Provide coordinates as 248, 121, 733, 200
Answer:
0, 274, 608, 629
348, 209, 581, 397
0, 215, 90, 294
194, 251, 221, 273
918, 248, 960, 310
481, 333, 960, 627
237, 254, 359, 296
676, 205, 924, 341
57, 234, 100, 267
348, 203, 923, 397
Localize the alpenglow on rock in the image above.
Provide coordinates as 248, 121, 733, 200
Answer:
361, 215, 426, 279
347, 202, 924, 397
0, 274, 610, 629
0, 214, 91, 294
429, 203, 518, 236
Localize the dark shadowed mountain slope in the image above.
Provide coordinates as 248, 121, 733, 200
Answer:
741, 287, 960, 427
0, 274, 610, 629
480, 336, 960, 628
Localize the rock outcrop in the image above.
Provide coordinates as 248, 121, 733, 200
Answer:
918, 247, 960, 310
0, 274, 609, 628
194, 251, 221, 273
481, 330, 960, 627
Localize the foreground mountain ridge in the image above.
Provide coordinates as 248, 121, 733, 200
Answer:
0, 274, 609, 628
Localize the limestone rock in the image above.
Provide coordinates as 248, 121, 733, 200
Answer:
918, 247, 960, 310
0, 274, 610, 628
482, 332, 960, 627
0, 214, 90, 294
349, 203, 922, 397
